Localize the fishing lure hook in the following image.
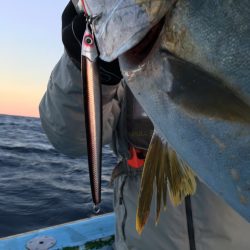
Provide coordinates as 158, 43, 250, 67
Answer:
93, 204, 101, 214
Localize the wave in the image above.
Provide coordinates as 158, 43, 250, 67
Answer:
0, 145, 60, 155
0, 114, 114, 238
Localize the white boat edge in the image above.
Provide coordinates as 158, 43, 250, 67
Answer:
0, 212, 115, 250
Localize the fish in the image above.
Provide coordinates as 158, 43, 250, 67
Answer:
81, 23, 102, 211
119, 0, 250, 233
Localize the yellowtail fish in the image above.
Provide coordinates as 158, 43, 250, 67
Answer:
119, 5, 250, 231
118, 0, 250, 231
81, 22, 102, 212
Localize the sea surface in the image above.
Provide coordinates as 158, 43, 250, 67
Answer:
0, 114, 116, 238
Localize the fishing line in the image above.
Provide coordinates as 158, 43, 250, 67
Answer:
81, 0, 93, 17
71, 20, 82, 47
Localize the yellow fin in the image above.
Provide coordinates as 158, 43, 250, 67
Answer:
136, 134, 161, 234
168, 147, 196, 206
136, 133, 196, 234
155, 143, 165, 224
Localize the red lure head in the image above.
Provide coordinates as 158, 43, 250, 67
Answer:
81, 25, 98, 61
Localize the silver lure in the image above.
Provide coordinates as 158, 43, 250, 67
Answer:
81, 21, 102, 212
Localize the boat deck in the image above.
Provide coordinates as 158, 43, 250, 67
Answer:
0, 213, 115, 250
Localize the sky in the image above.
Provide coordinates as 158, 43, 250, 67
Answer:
0, 0, 69, 117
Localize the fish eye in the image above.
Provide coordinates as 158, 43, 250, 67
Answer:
85, 36, 93, 45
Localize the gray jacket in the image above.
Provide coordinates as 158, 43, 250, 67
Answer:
39, 52, 123, 157
39, 51, 250, 250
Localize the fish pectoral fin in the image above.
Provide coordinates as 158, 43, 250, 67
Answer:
136, 132, 196, 234
167, 55, 250, 124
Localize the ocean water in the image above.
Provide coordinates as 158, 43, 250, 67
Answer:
0, 114, 116, 238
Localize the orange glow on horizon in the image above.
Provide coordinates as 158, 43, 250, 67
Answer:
0, 83, 46, 118
0, 0, 68, 119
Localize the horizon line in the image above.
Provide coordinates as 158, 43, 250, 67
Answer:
0, 113, 39, 119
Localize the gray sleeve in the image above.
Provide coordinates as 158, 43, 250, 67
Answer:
39, 51, 122, 157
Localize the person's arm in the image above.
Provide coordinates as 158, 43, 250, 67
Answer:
39, 1, 123, 157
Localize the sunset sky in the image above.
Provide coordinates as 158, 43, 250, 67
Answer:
0, 0, 69, 117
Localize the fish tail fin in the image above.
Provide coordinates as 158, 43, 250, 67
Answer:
155, 144, 164, 225
136, 133, 196, 234
136, 133, 161, 234
167, 146, 196, 206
